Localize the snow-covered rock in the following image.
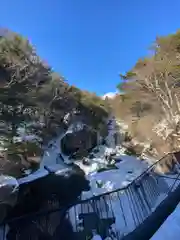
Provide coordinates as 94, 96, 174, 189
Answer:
38, 115, 150, 199
0, 175, 19, 206
13, 135, 42, 143
1, 114, 174, 240
4, 116, 149, 229
82, 154, 148, 198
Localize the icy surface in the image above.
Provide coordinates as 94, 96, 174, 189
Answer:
40, 134, 71, 168
82, 154, 148, 198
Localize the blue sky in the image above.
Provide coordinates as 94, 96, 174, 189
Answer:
1, 0, 180, 95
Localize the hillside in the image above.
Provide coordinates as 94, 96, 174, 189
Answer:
0, 28, 110, 177
110, 30, 180, 158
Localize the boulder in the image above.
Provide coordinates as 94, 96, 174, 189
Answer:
82, 158, 91, 166
0, 175, 19, 224
6, 167, 88, 240
6, 167, 90, 221
61, 125, 97, 156
29, 168, 90, 205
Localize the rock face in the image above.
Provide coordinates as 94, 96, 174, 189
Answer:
6, 167, 90, 239
6, 167, 90, 220
61, 125, 97, 157
0, 175, 19, 224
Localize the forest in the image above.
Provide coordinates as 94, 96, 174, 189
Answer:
1, 28, 180, 176
111, 30, 180, 157
0, 29, 110, 177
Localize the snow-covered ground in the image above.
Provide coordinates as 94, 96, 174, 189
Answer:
77, 118, 149, 198
151, 202, 180, 240
82, 154, 148, 198
26, 117, 152, 212
38, 117, 150, 199
40, 134, 72, 168
35, 117, 157, 239
2, 116, 177, 239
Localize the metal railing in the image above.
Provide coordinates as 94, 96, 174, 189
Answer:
1, 152, 180, 239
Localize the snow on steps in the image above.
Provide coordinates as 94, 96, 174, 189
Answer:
67, 171, 180, 239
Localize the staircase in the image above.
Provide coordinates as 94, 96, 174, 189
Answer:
1, 153, 180, 240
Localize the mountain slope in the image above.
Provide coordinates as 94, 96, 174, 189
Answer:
0, 28, 110, 177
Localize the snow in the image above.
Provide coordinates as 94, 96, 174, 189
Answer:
0, 225, 9, 240
151, 202, 180, 240
91, 234, 103, 240
2, 116, 177, 240
101, 92, 118, 100
66, 121, 85, 134
40, 134, 70, 168
68, 175, 180, 239
0, 176, 19, 206
19, 117, 153, 238
13, 133, 42, 143
22, 116, 153, 239
78, 118, 149, 197
0, 176, 19, 190
17, 168, 49, 185
83, 154, 148, 197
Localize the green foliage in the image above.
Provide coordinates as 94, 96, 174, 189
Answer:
0, 28, 110, 175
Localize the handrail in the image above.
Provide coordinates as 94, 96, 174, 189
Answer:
1, 152, 175, 225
